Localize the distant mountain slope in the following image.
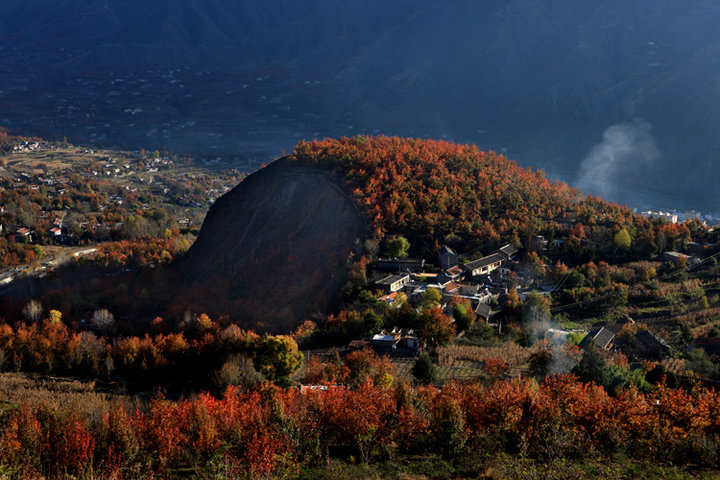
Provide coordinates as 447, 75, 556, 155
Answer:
3, 0, 720, 207
0, 0, 164, 44
73, 0, 416, 69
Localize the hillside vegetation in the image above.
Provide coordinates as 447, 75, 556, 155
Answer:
289, 136, 660, 258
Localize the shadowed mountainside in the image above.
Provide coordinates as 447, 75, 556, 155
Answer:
0, 0, 163, 44
179, 158, 366, 331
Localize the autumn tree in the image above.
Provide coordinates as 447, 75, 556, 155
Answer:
572, 341, 609, 387
48, 309, 62, 326
521, 291, 551, 325
613, 227, 632, 251
386, 235, 410, 258
431, 393, 466, 457
421, 288, 443, 311
451, 298, 477, 331
506, 287, 521, 311
343, 348, 394, 386
418, 307, 456, 350
254, 335, 303, 384
214, 355, 265, 391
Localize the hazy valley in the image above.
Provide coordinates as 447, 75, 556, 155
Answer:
4, 1, 720, 209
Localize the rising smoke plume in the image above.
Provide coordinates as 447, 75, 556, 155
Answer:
577, 119, 660, 199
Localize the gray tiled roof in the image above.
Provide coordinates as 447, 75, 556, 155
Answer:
463, 253, 504, 271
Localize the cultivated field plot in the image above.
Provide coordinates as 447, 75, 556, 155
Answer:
5, 146, 112, 171
0, 372, 139, 415
300, 349, 487, 385
438, 342, 535, 368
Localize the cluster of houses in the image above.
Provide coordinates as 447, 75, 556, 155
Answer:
334, 244, 526, 358
11, 216, 69, 244
1, 146, 235, 248
639, 209, 680, 224
12, 141, 51, 153
84, 155, 173, 178
8, 167, 74, 197
373, 244, 522, 328
364, 242, 692, 365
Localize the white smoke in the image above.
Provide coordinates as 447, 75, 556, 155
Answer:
577, 120, 660, 199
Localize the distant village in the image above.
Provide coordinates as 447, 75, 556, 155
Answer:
0, 142, 242, 248
638, 207, 720, 226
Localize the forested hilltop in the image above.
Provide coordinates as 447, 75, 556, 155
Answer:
290, 136, 579, 250
289, 136, 689, 260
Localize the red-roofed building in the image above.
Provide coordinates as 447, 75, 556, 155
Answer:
15, 227, 33, 242
378, 291, 400, 304
444, 282, 460, 294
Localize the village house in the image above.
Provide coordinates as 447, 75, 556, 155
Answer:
437, 265, 464, 284
375, 274, 410, 293
378, 291, 401, 305
475, 303, 494, 324
377, 257, 425, 272
15, 227, 33, 242
444, 282, 460, 294
442, 283, 494, 312
581, 327, 616, 350
462, 253, 505, 277
370, 329, 421, 357
370, 333, 396, 352
438, 245, 459, 269
497, 243, 519, 261
663, 251, 701, 267
631, 330, 672, 359
457, 283, 480, 296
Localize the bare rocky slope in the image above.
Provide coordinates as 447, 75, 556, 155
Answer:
180, 158, 366, 332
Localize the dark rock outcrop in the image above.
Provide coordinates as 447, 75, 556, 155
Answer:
180, 159, 366, 331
